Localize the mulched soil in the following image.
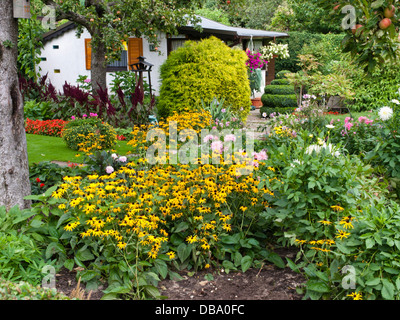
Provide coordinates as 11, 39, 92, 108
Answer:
55, 247, 305, 301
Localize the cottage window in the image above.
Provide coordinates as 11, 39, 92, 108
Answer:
85, 38, 143, 71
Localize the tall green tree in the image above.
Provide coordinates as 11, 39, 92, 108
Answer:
40, 0, 201, 91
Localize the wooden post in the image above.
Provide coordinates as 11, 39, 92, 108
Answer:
265, 57, 276, 85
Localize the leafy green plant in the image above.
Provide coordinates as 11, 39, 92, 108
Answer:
23, 100, 54, 120
0, 277, 71, 300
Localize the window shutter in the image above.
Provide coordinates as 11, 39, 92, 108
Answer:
85, 38, 91, 70
127, 38, 143, 70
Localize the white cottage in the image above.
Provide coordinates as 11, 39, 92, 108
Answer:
38, 16, 288, 96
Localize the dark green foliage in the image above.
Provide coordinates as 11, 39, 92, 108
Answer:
274, 32, 344, 74
261, 94, 297, 109
260, 106, 296, 117
264, 85, 295, 95
270, 79, 290, 85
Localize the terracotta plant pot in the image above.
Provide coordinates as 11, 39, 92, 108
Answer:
251, 97, 263, 109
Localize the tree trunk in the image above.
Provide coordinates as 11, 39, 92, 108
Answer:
90, 37, 107, 93
0, 0, 31, 210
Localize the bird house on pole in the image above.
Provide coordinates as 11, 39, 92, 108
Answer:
130, 56, 154, 100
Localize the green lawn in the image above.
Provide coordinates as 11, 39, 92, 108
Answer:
325, 110, 377, 122
26, 134, 132, 165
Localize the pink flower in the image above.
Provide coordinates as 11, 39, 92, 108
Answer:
253, 150, 268, 161
118, 156, 127, 162
106, 166, 114, 174
225, 134, 236, 142
84, 78, 91, 83
71, 116, 76, 120
211, 140, 223, 153
345, 122, 353, 131
83, 114, 87, 118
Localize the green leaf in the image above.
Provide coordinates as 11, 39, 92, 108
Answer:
307, 280, 330, 293
64, 259, 74, 271
173, 221, 189, 233
286, 258, 300, 273
365, 238, 375, 249
154, 259, 168, 279
365, 278, 380, 286
241, 255, 252, 272
266, 252, 285, 269
76, 248, 95, 262
381, 279, 395, 300
177, 243, 191, 263
144, 285, 161, 298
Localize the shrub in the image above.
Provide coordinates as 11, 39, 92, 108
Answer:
0, 278, 71, 300
62, 116, 116, 152
29, 161, 83, 196
270, 79, 290, 86
261, 94, 297, 109
24, 100, 54, 120
264, 85, 295, 95
157, 36, 251, 120
260, 106, 296, 117
275, 70, 292, 79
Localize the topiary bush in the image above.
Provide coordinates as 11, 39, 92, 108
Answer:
261, 94, 297, 109
264, 85, 296, 95
157, 36, 251, 120
260, 106, 296, 117
270, 79, 290, 86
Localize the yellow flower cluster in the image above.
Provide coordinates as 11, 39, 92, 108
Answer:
54, 157, 272, 263
271, 126, 295, 138
77, 132, 107, 155
127, 110, 212, 153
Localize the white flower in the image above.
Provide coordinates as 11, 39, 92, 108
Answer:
106, 166, 114, 174
118, 156, 127, 162
391, 99, 400, 105
326, 124, 335, 129
262, 112, 267, 118
111, 153, 118, 159
378, 106, 393, 121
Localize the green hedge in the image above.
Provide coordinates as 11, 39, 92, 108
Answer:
260, 106, 296, 117
261, 94, 297, 109
270, 79, 290, 86
264, 85, 295, 95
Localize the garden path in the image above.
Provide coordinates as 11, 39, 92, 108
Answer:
245, 109, 269, 140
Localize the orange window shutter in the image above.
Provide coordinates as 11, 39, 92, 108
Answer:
128, 38, 143, 70
85, 39, 92, 70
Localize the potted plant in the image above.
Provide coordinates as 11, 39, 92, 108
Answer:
246, 49, 267, 109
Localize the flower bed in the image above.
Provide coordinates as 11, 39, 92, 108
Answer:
25, 118, 68, 137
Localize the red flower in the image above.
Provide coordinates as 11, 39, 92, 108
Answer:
40, 183, 45, 188
36, 177, 41, 183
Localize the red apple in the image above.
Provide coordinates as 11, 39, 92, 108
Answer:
379, 18, 392, 29
352, 24, 363, 35
384, 5, 396, 18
